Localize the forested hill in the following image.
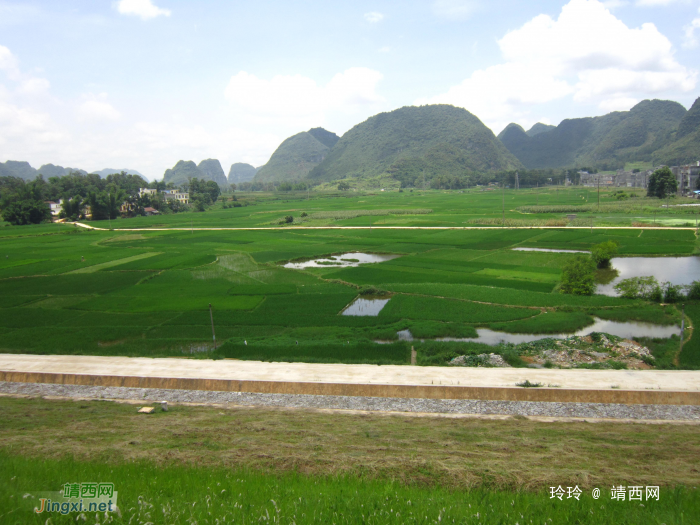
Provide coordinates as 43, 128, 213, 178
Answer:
197, 159, 228, 187
254, 129, 337, 182
307, 104, 522, 184
163, 159, 229, 187
498, 99, 688, 170
526, 123, 555, 137
652, 97, 700, 166
228, 163, 258, 184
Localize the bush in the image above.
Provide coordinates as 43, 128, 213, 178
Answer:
663, 283, 684, 303
687, 281, 700, 300
560, 255, 596, 295
614, 276, 661, 300
284, 215, 294, 224
591, 240, 619, 269
300, 212, 308, 217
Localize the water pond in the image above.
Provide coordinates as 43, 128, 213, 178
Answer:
512, 247, 589, 253
388, 317, 679, 346
598, 256, 700, 296
341, 297, 390, 316
284, 252, 400, 269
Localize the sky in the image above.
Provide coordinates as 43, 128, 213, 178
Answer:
1, 0, 699, 180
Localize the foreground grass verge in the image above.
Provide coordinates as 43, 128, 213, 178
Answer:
1, 453, 696, 525
1, 396, 698, 491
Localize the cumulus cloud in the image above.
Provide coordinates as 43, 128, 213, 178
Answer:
432, 0, 480, 19
79, 94, 121, 122
364, 11, 384, 23
635, 0, 681, 6
684, 8, 700, 48
418, 0, 696, 132
224, 67, 384, 130
0, 45, 20, 79
116, 0, 171, 20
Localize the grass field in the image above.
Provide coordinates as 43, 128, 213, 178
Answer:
0, 396, 698, 524
1, 187, 699, 368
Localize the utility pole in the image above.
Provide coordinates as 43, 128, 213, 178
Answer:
597, 176, 600, 211
209, 303, 216, 350
502, 182, 505, 228
680, 304, 686, 356
108, 192, 112, 230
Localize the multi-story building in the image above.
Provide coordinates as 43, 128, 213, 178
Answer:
162, 190, 189, 204
677, 162, 700, 195
45, 199, 63, 217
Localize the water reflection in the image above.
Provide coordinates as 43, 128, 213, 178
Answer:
512, 247, 589, 253
284, 252, 400, 269
342, 297, 390, 316
389, 317, 679, 346
597, 256, 700, 296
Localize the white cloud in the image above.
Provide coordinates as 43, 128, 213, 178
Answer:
0, 45, 20, 79
224, 67, 384, 131
364, 11, 384, 23
116, 0, 171, 20
79, 94, 121, 122
601, 0, 629, 8
684, 8, 700, 48
432, 0, 480, 19
418, 0, 697, 132
635, 0, 682, 6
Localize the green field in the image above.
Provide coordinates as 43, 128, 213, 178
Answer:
1, 187, 699, 367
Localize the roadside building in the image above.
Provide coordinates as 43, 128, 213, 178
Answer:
143, 207, 159, 216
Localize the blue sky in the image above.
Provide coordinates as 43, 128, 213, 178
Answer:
1, 0, 699, 179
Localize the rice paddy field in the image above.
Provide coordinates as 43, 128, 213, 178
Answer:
1, 186, 699, 368
2, 187, 700, 524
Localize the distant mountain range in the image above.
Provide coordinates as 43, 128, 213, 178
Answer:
498, 98, 700, 169
253, 128, 340, 182
0, 161, 145, 181
4, 98, 698, 190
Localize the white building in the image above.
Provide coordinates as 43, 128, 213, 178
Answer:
45, 199, 63, 217
162, 190, 189, 204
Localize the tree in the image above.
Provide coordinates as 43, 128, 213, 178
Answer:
647, 166, 677, 198
1, 200, 51, 225
613, 276, 661, 300
560, 255, 596, 295
591, 240, 619, 268
337, 181, 350, 191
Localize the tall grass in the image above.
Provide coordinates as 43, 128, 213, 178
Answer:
1, 452, 694, 525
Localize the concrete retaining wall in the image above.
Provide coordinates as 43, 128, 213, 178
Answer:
1, 370, 699, 405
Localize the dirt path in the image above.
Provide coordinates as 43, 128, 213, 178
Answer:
71, 222, 699, 232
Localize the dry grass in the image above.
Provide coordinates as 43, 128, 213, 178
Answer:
1, 395, 699, 490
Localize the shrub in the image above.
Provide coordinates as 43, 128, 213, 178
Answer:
687, 281, 700, 300
614, 276, 661, 300
560, 255, 596, 295
591, 240, 619, 269
284, 215, 294, 224
663, 283, 683, 303
300, 212, 308, 217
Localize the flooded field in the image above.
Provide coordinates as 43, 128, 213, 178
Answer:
341, 297, 391, 316
598, 256, 700, 295
284, 252, 400, 269
512, 247, 589, 253
385, 317, 679, 345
